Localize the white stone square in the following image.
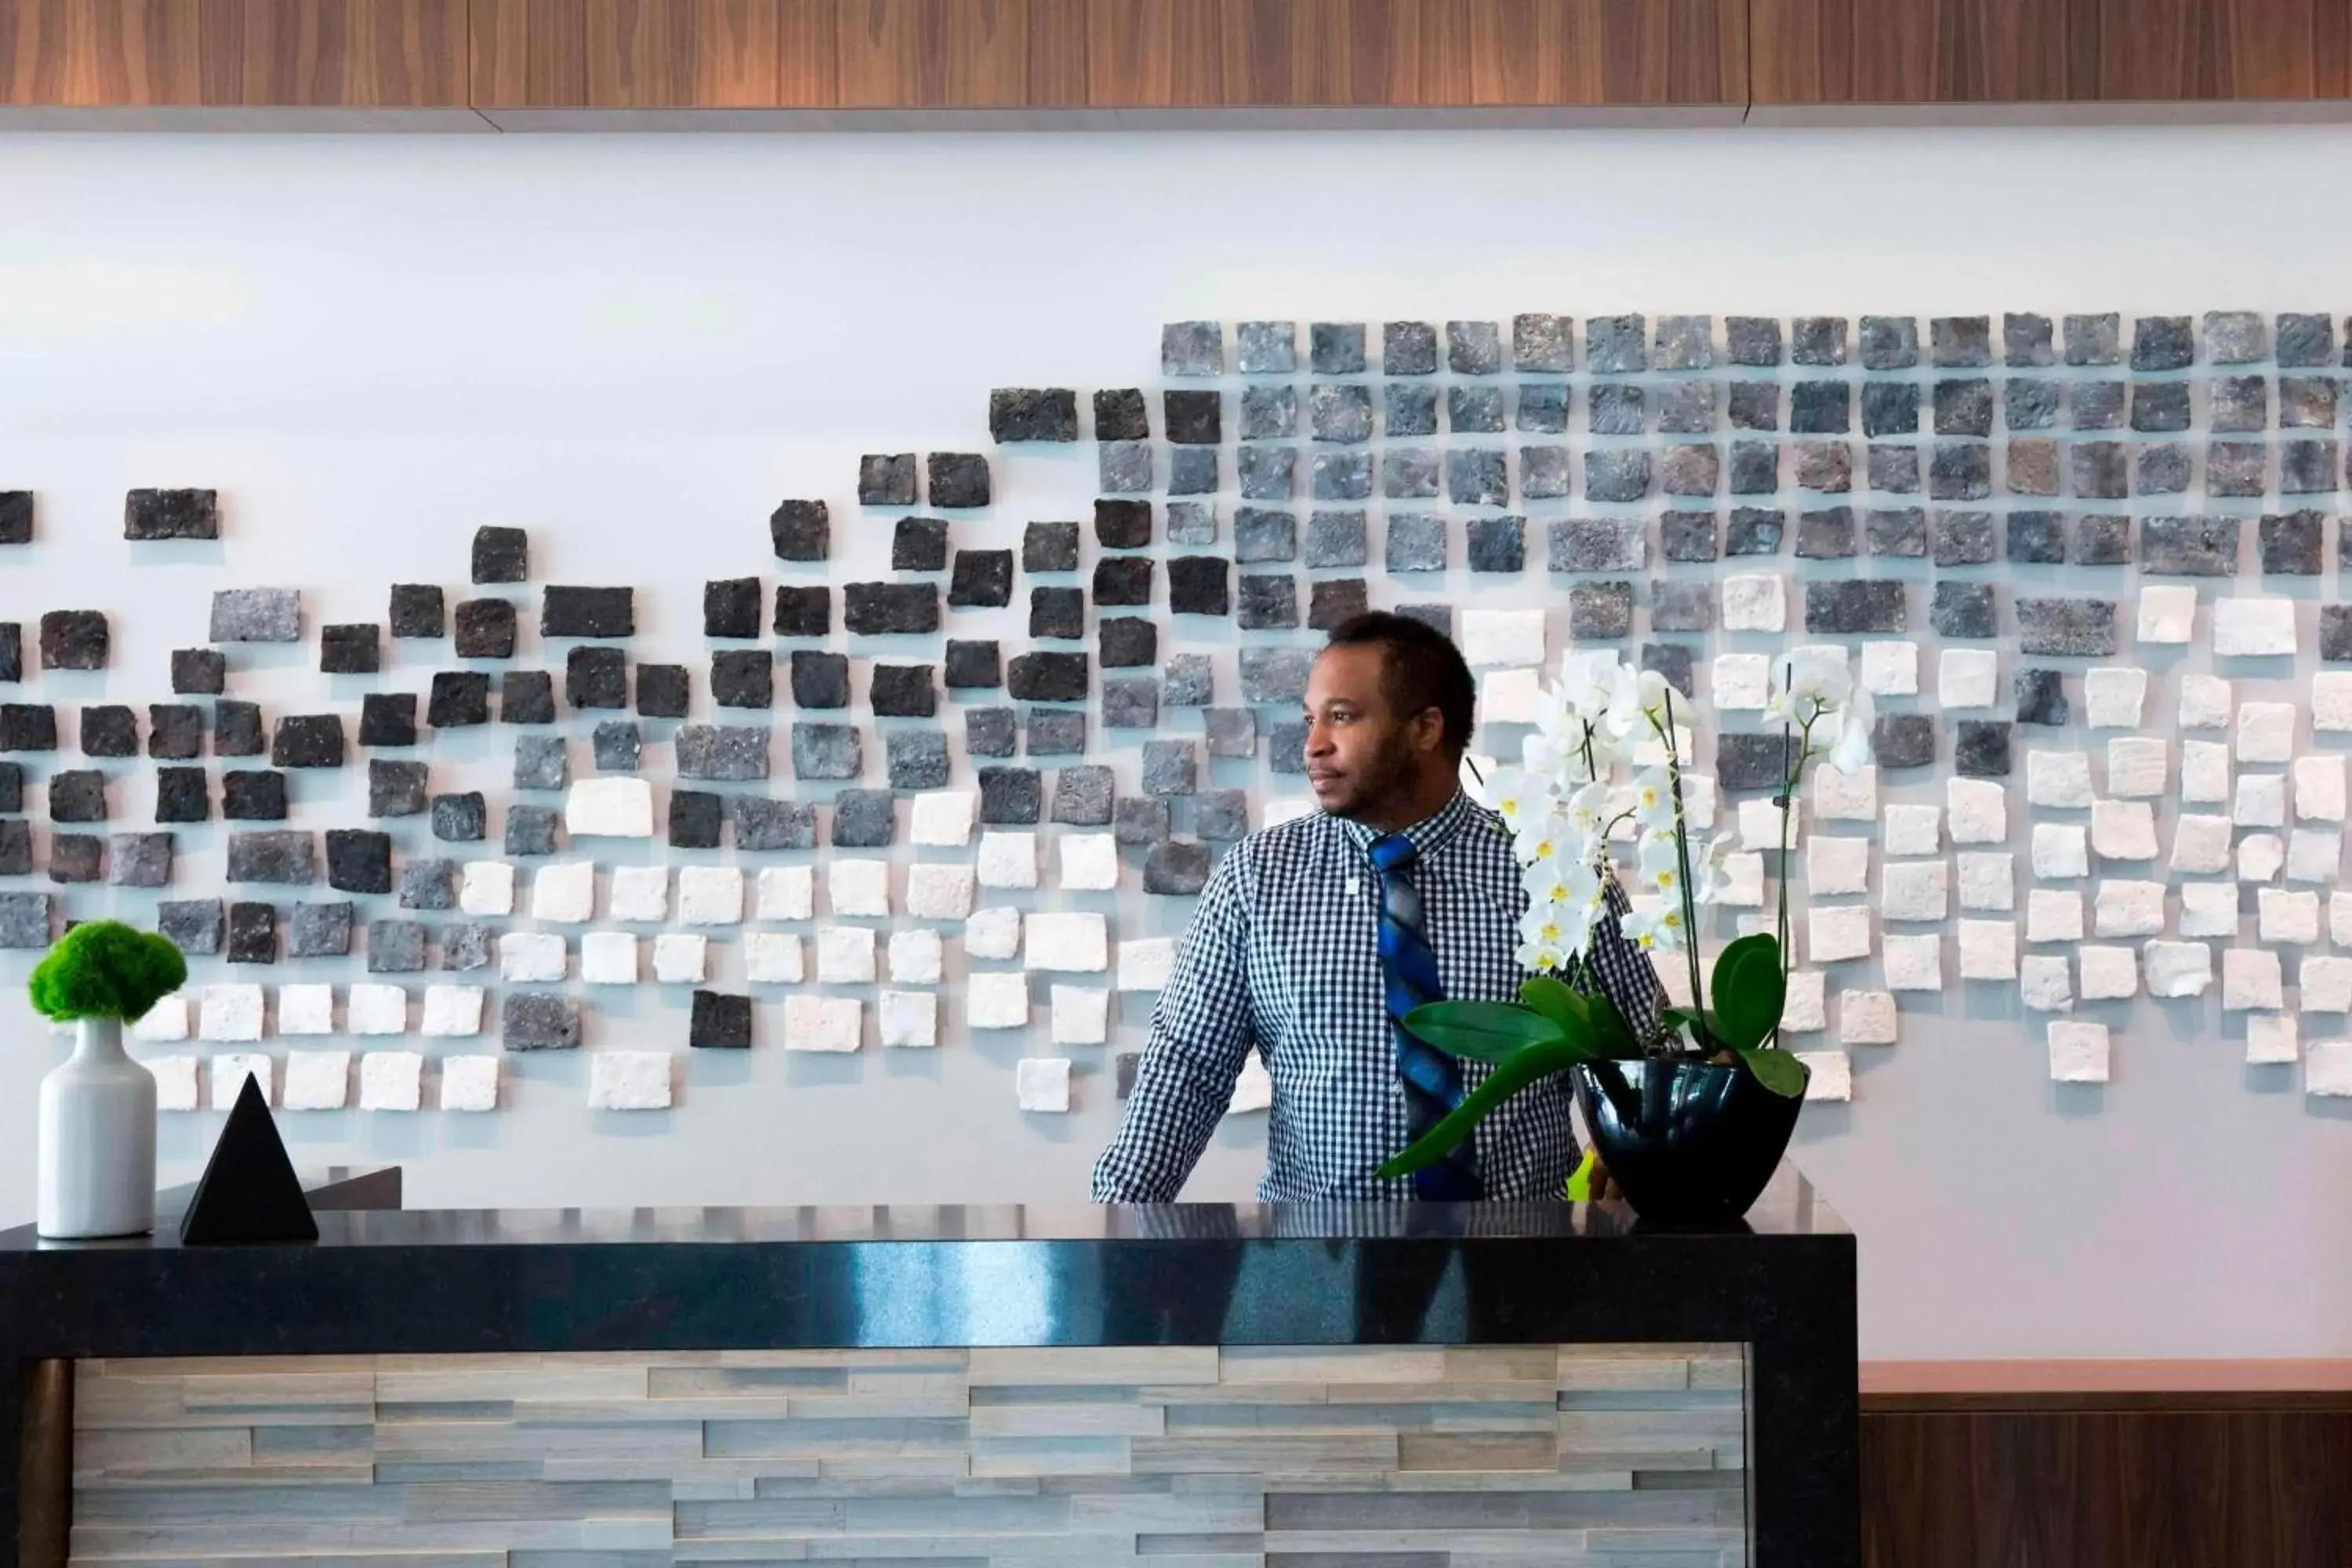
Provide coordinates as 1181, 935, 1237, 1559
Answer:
358, 1051, 423, 1112
2182, 739, 2233, 803
1740, 797, 1798, 851
580, 931, 639, 985
2083, 667, 2148, 729
814, 926, 874, 985
348, 983, 408, 1036
2138, 584, 2198, 644
969, 971, 1030, 1029
499, 931, 567, 984
906, 862, 975, 922
1632, 725, 1695, 771
1884, 804, 1942, 857
1229, 1054, 1275, 1113
2092, 880, 2165, 937
2049, 1022, 2111, 1083
459, 861, 516, 917
1880, 859, 1949, 922
282, 1049, 350, 1111
1813, 765, 1878, 822
1686, 777, 1721, 836
889, 929, 944, 985
1051, 985, 1111, 1047
2289, 829, 2344, 884
977, 832, 1040, 891
2213, 597, 2298, 657
209, 1051, 272, 1107
2179, 882, 2242, 938
2248, 1013, 2301, 1065
421, 985, 485, 1038
1720, 851, 1766, 908
1711, 653, 1773, 710
602, 864, 666, 922
2235, 773, 2288, 829
652, 932, 708, 984
2169, 814, 2235, 875
1955, 919, 2016, 981
2335, 891, 2352, 946
2261, 887, 2323, 945
151, 1055, 198, 1111
1956, 852, 2015, 912
2307, 1043, 2352, 1098
199, 985, 265, 1044
1721, 573, 1786, 633
1796, 1050, 1853, 1101
277, 983, 335, 1037
1947, 779, 2007, 844
967, 907, 1023, 963
1807, 905, 1872, 963
564, 777, 655, 838
879, 989, 938, 1047
1656, 961, 1694, 1012
679, 866, 745, 926
756, 865, 816, 922
1806, 836, 1871, 897
2020, 954, 2073, 1011
1459, 608, 1546, 669
531, 861, 597, 924
911, 791, 979, 848
133, 995, 191, 1044
1938, 648, 1999, 710
1026, 912, 1111, 972
2180, 675, 2234, 731
1781, 971, 1828, 1032
745, 931, 804, 984
2027, 750, 2095, 809
1118, 937, 1178, 992
2296, 756, 2348, 822
2145, 939, 2215, 998
2090, 800, 2159, 861
1016, 1057, 1073, 1112
829, 858, 893, 918
2238, 702, 2299, 765
2078, 946, 2138, 1000
1480, 668, 1543, 725
587, 1050, 671, 1110
1839, 989, 1899, 1045
2225, 947, 2286, 1010
2316, 673, 2352, 734
2106, 738, 2168, 800
1058, 833, 1120, 892
783, 995, 862, 1051
2303, 956, 2352, 1013
2026, 888, 2083, 942
1860, 641, 1919, 697
2031, 824, 2090, 880
439, 1054, 499, 1112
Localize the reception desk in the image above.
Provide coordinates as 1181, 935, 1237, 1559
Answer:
2, 1167, 1856, 1567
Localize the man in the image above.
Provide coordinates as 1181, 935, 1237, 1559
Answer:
1092, 612, 1664, 1203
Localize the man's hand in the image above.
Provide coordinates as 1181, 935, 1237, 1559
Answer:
1587, 1155, 1619, 1203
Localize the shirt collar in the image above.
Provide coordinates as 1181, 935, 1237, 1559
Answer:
1336, 789, 1480, 858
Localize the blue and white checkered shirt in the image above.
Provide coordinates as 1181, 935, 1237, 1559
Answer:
1091, 790, 1667, 1203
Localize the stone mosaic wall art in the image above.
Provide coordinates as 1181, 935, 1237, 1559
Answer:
7, 311, 2352, 1116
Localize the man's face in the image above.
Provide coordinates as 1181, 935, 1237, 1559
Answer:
1303, 643, 1438, 820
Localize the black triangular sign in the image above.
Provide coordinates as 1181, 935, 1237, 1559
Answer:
179, 1074, 319, 1246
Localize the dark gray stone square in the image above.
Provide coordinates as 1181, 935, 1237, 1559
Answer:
1516, 383, 1570, 434
564, 648, 627, 711
505, 804, 560, 856
927, 453, 991, 510
2132, 315, 2195, 371
370, 753, 434, 815
227, 902, 277, 964
227, 829, 311, 885
1164, 654, 1213, 709
1653, 315, 1714, 369
1115, 796, 1171, 845
2016, 597, 2117, 656
710, 648, 775, 709
432, 792, 486, 842
1660, 512, 1718, 563
891, 517, 949, 572
1309, 383, 1374, 443
2016, 669, 2069, 726
2070, 380, 2125, 430
1642, 641, 1694, 696
844, 583, 938, 636
1728, 382, 1780, 431
2007, 438, 2061, 496
2204, 441, 2264, 496
944, 639, 1002, 691
1584, 314, 1646, 374
2008, 511, 2067, 564
1931, 316, 1992, 368
1584, 448, 1650, 503
1102, 677, 1159, 730
1548, 518, 1646, 572
1933, 511, 1998, 567
503, 993, 580, 1051
1808, 580, 1908, 635
1240, 384, 1298, 442
1381, 448, 1440, 500
979, 767, 1042, 825
1099, 618, 1159, 668
41, 609, 108, 670
511, 734, 566, 793
1240, 647, 1313, 704
2259, 510, 2326, 574
1955, 720, 2013, 779
399, 858, 459, 910
1203, 706, 1258, 760
541, 586, 635, 638
453, 598, 517, 659
1871, 713, 1937, 769
290, 902, 354, 959
1512, 314, 1572, 372
1386, 513, 1448, 573
1791, 316, 1848, 366
122, 487, 216, 541
1859, 315, 1918, 370
791, 722, 862, 781
2280, 314, 2337, 368
2071, 441, 2129, 499
1009, 652, 1090, 702
1795, 507, 1857, 559
1165, 389, 1221, 446
2065, 313, 2122, 366
1568, 581, 1633, 639
1092, 389, 1149, 441
635, 664, 689, 719
1384, 321, 1438, 375
1051, 764, 1116, 826
1313, 452, 1374, 501
1029, 586, 1085, 641
733, 797, 817, 851
1237, 575, 1298, 631
171, 647, 226, 694
2004, 313, 2056, 367
502, 671, 556, 724
1929, 442, 1989, 500
1727, 316, 1783, 365
271, 713, 344, 768
1144, 840, 1212, 896
1023, 521, 1081, 573
2281, 438, 2339, 495
2325, 605, 2352, 662
358, 693, 417, 749
324, 828, 389, 893
1168, 557, 1231, 616
1589, 383, 1645, 435
1933, 379, 1994, 437
1797, 441, 1855, 493
1092, 557, 1152, 608
1449, 320, 1503, 375
1865, 507, 1928, 557
1931, 582, 1998, 639
1447, 449, 1509, 506
1, 703, 56, 752
2210, 375, 2269, 433
1729, 440, 1780, 495
1196, 788, 1250, 840
1305, 510, 1368, 568
1660, 444, 1719, 498
1725, 508, 1784, 555
224, 768, 290, 822
1791, 381, 1851, 434
775, 586, 830, 637
158, 898, 223, 956
80, 705, 137, 758
2131, 381, 2191, 432
49, 769, 107, 822
1308, 579, 1369, 631
0, 761, 16, 813
1860, 380, 1918, 437
966, 706, 1018, 759
2005, 379, 2060, 430
440, 922, 493, 971
1716, 733, 1800, 793
989, 388, 1080, 443
471, 524, 527, 583
2143, 515, 2241, 575
426, 670, 493, 729
2074, 514, 2132, 565
1142, 739, 1197, 798
1235, 506, 1298, 563
947, 550, 1014, 610
1465, 515, 1523, 573
1657, 382, 1716, 434
0, 821, 33, 876
318, 623, 379, 676
1311, 322, 1367, 375
1387, 383, 1440, 437
869, 663, 937, 717
1238, 445, 1295, 500
154, 765, 208, 823
2280, 375, 2338, 428
593, 721, 641, 771
831, 789, 895, 848
859, 452, 918, 506
1447, 387, 1505, 435
691, 990, 753, 1050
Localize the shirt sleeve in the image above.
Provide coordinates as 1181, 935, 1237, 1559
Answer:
1089, 847, 1258, 1203
1578, 875, 1668, 1047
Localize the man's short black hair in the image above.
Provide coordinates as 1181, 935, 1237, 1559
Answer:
1323, 611, 1477, 759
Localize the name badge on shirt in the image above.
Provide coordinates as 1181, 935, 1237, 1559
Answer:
1345, 876, 1360, 898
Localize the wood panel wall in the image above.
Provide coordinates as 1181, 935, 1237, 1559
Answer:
0, 0, 468, 107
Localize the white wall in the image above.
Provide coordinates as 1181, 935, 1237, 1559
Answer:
4, 125, 2351, 1361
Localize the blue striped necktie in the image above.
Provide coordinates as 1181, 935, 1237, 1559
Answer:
1369, 833, 1483, 1200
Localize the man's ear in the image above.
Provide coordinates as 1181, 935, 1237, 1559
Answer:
1414, 707, 1450, 757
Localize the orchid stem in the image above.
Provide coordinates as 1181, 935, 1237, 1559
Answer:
1661, 686, 1705, 1045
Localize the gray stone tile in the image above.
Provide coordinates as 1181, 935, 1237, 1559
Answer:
2005, 379, 2060, 430
503, 992, 580, 1051
1871, 713, 1936, 769
1931, 316, 1992, 368
1447, 449, 1509, 506
399, 858, 459, 910
2259, 510, 2325, 575
1447, 320, 1502, 375
1860, 380, 1918, 438
1310, 322, 1366, 375
733, 797, 817, 851
1652, 580, 1715, 633
1446, 386, 1505, 434
2007, 439, 2061, 496
158, 898, 222, 955
1933, 379, 1993, 437
1727, 316, 1784, 365
290, 902, 355, 959
887, 730, 951, 789
1162, 321, 1224, 376
1145, 840, 1213, 896
1204, 708, 1257, 759
2016, 597, 2117, 656
1267, 720, 1308, 774
108, 832, 172, 888
1513, 313, 1573, 372
1930, 582, 1999, 639
227, 829, 316, 884
2325, 605, 2352, 662
1725, 507, 1784, 555
2209, 375, 2268, 433
1584, 314, 1646, 374
1568, 581, 1633, 639
2064, 312, 2122, 366
1397, 604, 1451, 636
1380, 448, 1440, 501
2142, 516, 2242, 575
1795, 441, 1854, 493
832, 789, 896, 847
679, 724, 772, 781
1196, 788, 1250, 840
1166, 503, 1217, 546
1384, 321, 1438, 376
1236, 321, 1297, 375
1654, 315, 1714, 369
1858, 315, 1918, 370
2281, 438, 2339, 494
1165, 653, 1214, 707
1516, 383, 1569, 434
946, 639, 1003, 691
2204, 441, 2264, 497
2008, 511, 2067, 564
1114, 797, 1170, 845
1025, 709, 1087, 756
1927, 442, 1988, 500
1305, 510, 1368, 568
2070, 379, 2125, 430
2279, 313, 2338, 368
171, 647, 227, 694
1727, 384, 1780, 436
209, 588, 299, 644
2074, 514, 2131, 565
1642, 641, 1695, 696
1932, 511, 1997, 567
965, 706, 1018, 759
2016, 669, 2068, 726
1098, 441, 1152, 495
504, 804, 560, 856
1308, 579, 1369, 632
1661, 511, 1718, 562
2131, 314, 2195, 371
1807, 580, 1907, 635
1465, 516, 1522, 573
1519, 445, 1573, 499
1240, 647, 1313, 704
1716, 734, 1799, 793
2004, 313, 2056, 367
1659, 444, 1719, 497
1791, 381, 1851, 434
2071, 441, 2129, 499
2131, 381, 2191, 432
1657, 382, 1716, 434
431, 792, 487, 842
1235, 506, 1298, 563
2280, 375, 2338, 428
1791, 316, 1848, 366
1237, 445, 1294, 500
1240, 384, 1298, 442
2205, 310, 2267, 364
1386, 513, 1449, 573
858, 452, 917, 505
1955, 720, 2013, 779
1308, 383, 1374, 444
1589, 383, 1645, 435
989, 388, 1079, 443
1795, 506, 1857, 558
1584, 449, 1651, 503
1051, 765, 1116, 826
1386, 383, 1439, 437
1547, 518, 1646, 572
789, 724, 860, 781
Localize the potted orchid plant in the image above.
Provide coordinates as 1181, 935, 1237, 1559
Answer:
1377, 648, 1874, 1221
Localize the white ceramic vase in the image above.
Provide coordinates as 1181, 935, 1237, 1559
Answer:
36, 1017, 157, 1240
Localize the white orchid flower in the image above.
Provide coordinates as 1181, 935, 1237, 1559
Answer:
1766, 648, 1856, 729
1621, 902, 1688, 955
1628, 767, 1679, 836
1563, 779, 1615, 837
1635, 837, 1685, 902
1557, 650, 1622, 717
1826, 686, 1877, 775
1602, 662, 1671, 742
1687, 831, 1737, 906
1483, 767, 1544, 832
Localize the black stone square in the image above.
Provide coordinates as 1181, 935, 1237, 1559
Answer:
1169, 557, 1231, 616
271, 714, 344, 768
669, 789, 724, 849
1100, 618, 1158, 668
2, 702, 57, 752
1929, 443, 1991, 500
40, 610, 107, 671
1806, 580, 1908, 635
870, 664, 937, 717
1031, 586, 1086, 641
1008, 652, 1089, 703
927, 453, 991, 509
49, 833, 103, 882
1165, 390, 1221, 445
1790, 381, 1851, 435
1093, 557, 1152, 608
49, 769, 107, 822
1660, 513, 1718, 563
325, 828, 393, 894
154, 765, 209, 823
1727, 382, 1780, 432
690, 990, 753, 1050
2016, 669, 2069, 725
79, 705, 137, 758
318, 623, 380, 676
472, 526, 528, 583
1860, 381, 1918, 437
566, 648, 627, 710
1094, 389, 1149, 441
946, 640, 1002, 689
1933, 379, 1994, 437
1025, 521, 1081, 573
1096, 499, 1153, 550
0, 491, 30, 544
859, 452, 918, 506
1871, 713, 1937, 770
711, 649, 775, 709
792, 651, 851, 708
388, 584, 445, 638
144, 703, 203, 763
1725, 509, 1784, 555
704, 578, 763, 637
431, 792, 487, 841
501, 671, 557, 724
541, 586, 635, 638
775, 586, 832, 637
227, 902, 278, 964
171, 648, 227, 695
212, 700, 263, 757
979, 767, 1043, 825
891, 517, 949, 572
1308, 579, 1370, 632
454, 599, 517, 659
636, 663, 690, 718
219, 768, 287, 823
844, 583, 941, 635
1236, 575, 1299, 630
989, 388, 1080, 444
1955, 720, 2013, 779
768, 499, 831, 562
430, 670, 493, 728
2259, 510, 2327, 575
1931, 582, 1999, 638
2008, 511, 2067, 564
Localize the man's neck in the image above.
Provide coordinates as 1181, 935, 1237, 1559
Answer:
1348, 776, 1461, 836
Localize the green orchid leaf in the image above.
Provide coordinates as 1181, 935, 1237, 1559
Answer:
1402, 1000, 1565, 1064
1519, 976, 1590, 1034
1711, 933, 1788, 1053
1584, 992, 1638, 1054
1376, 1034, 1606, 1178
1734, 1044, 1809, 1099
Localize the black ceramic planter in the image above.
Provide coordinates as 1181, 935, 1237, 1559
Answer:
1571, 1058, 1808, 1225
